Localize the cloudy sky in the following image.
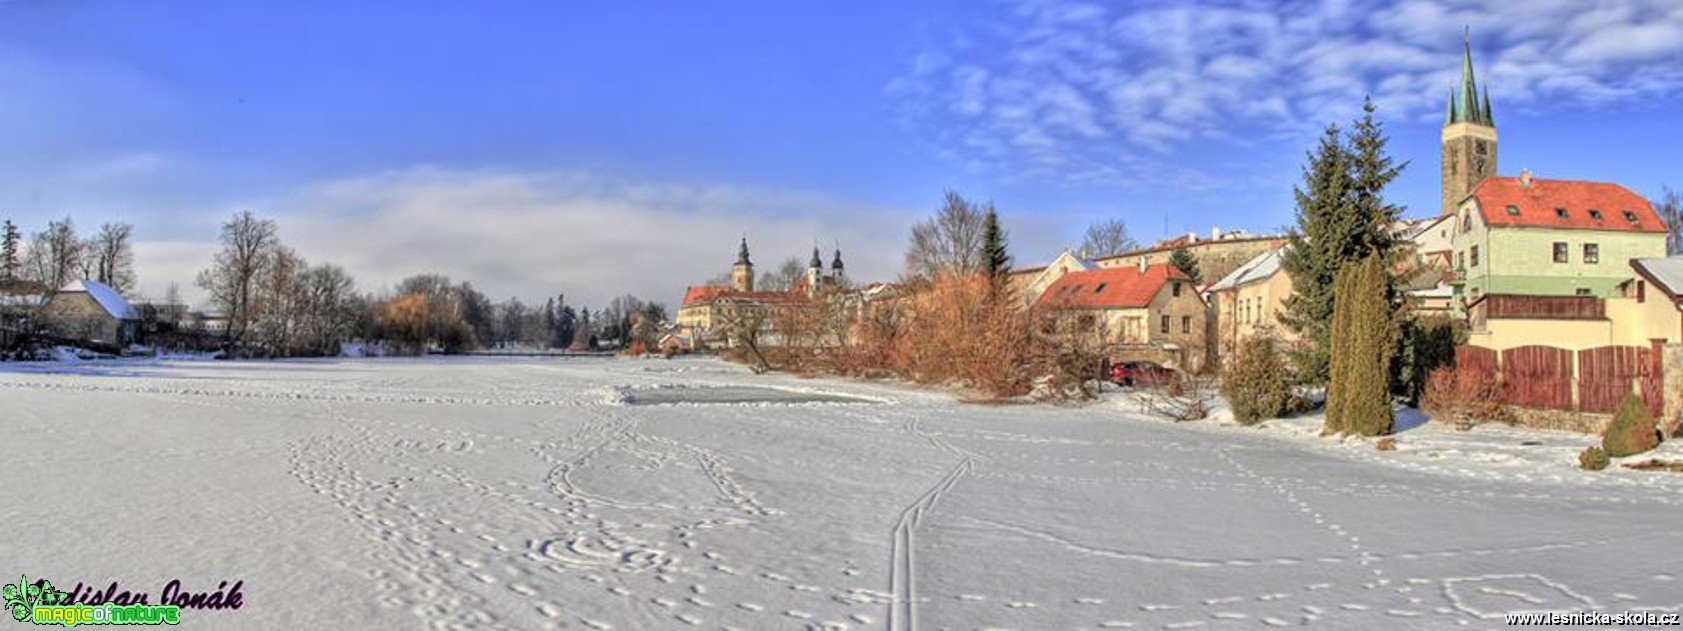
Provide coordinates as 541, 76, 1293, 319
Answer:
2, 0, 1680, 309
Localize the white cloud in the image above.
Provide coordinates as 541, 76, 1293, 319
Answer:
890, 0, 1683, 187
130, 167, 921, 311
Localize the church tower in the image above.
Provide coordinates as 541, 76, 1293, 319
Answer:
805, 247, 823, 295
1441, 30, 1497, 215
731, 237, 754, 292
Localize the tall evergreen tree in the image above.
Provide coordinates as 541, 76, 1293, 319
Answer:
556, 306, 577, 349
981, 207, 1011, 291
1168, 247, 1201, 284
1281, 100, 1408, 386
543, 297, 556, 347
1280, 124, 1355, 385
1324, 261, 1355, 434
1326, 256, 1394, 436
1, 219, 19, 280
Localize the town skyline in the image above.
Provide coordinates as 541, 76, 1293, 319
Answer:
2, 1, 1679, 308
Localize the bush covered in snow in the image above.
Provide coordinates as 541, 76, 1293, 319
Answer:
1603, 393, 1660, 458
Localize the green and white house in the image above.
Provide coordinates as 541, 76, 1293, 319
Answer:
1449, 172, 1666, 302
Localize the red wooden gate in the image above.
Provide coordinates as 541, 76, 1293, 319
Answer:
1501, 346, 1574, 410
1577, 346, 1651, 414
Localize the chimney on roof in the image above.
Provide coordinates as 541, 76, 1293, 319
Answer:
1137, 256, 1147, 272
1519, 168, 1532, 187
1212, 226, 1221, 240
1186, 231, 1196, 243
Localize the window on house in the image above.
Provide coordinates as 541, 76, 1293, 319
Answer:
1505, 205, 1520, 216
1553, 242, 1568, 263
1462, 212, 1471, 231
1172, 282, 1181, 297
1583, 243, 1599, 264
1458, 251, 1465, 270
1181, 316, 1191, 334
1588, 209, 1602, 220
1575, 288, 1593, 297
1093, 282, 1107, 295
1555, 208, 1569, 219
1625, 211, 1640, 223
1160, 315, 1170, 334
1470, 245, 1479, 267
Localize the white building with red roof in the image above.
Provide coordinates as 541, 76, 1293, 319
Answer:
1032, 260, 1209, 371
1449, 170, 1666, 304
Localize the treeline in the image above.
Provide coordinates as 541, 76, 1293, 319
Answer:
0, 217, 137, 292
195, 211, 667, 357
2, 209, 667, 358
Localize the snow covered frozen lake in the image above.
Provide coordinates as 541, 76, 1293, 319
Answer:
4, 356, 1682, 630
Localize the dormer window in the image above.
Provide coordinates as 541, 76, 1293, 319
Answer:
1588, 209, 1602, 220
1625, 211, 1640, 223
1093, 282, 1108, 295
1555, 208, 1568, 219
1505, 205, 1520, 216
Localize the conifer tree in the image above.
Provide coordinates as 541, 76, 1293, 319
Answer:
0, 219, 19, 280
1281, 124, 1355, 385
1282, 99, 1408, 386
1168, 247, 1201, 284
1324, 261, 1355, 433
982, 209, 1010, 284
1326, 256, 1394, 436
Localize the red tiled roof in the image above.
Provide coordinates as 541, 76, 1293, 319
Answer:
1034, 264, 1191, 310
682, 285, 730, 307
1471, 176, 1663, 233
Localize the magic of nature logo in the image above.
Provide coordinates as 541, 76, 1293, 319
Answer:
5, 574, 243, 627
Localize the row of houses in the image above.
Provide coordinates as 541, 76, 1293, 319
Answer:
673, 33, 1676, 387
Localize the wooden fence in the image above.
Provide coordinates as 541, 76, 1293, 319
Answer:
1478, 294, 1606, 320
1456, 343, 1661, 416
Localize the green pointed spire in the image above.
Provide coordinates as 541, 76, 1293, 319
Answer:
736, 237, 751, 266
1445, 27, 1493, 127
809, 246, 822, 269
1481, 85, 1493, 126
1459, 30, 1481, 124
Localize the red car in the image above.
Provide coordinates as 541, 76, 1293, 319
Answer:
1109, 361, 1175, 387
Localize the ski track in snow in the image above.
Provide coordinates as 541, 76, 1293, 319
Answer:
7, 357, 1683, 630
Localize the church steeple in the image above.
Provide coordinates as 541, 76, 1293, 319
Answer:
1440, 28, 1498, 215
1446, 29, 1492, 127
730, 237, 754, 292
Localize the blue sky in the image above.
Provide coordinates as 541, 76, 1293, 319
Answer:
2, 0, 1680, 308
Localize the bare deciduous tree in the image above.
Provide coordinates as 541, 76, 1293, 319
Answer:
904, 190, 988, 280
296, 263, 360, 355
756, 256, 805, 291
1077, 218, 1139, 258
1656, 185, 1683, 256
196, 211, 280, 346
24, 217, 81, 290
88, 222, 137, 293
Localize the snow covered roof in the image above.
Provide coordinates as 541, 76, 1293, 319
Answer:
1632, 257, 1683, 301
57, 279, 139, 320
1207, 247, 1286, 292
